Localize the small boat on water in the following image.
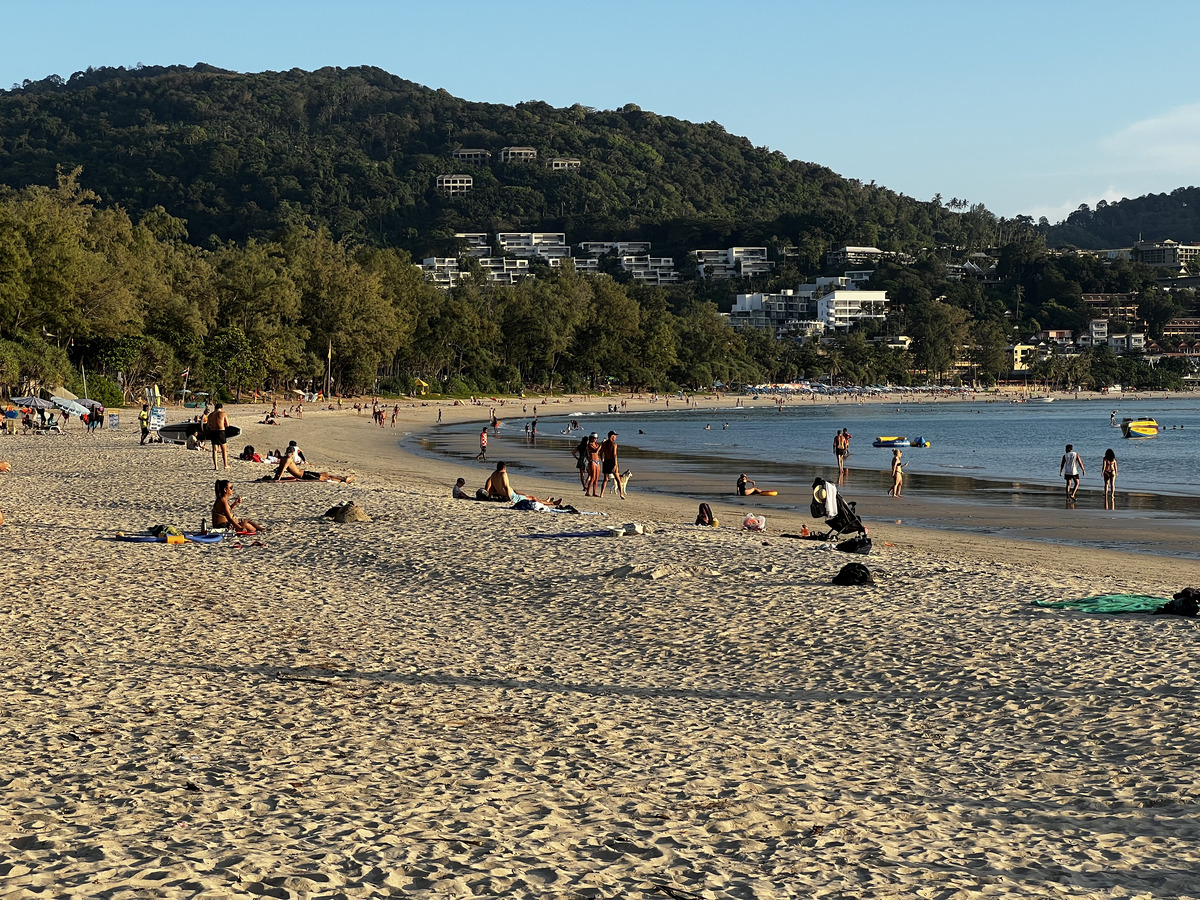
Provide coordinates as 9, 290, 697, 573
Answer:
1121, 417, 1159, 439
872, 436, 931, 448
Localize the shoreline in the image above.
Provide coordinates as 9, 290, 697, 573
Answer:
392, 398, 1200, 561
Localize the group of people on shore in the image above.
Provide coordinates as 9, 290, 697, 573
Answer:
571, 430, 625, 498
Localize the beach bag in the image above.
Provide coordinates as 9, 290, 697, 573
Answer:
836, 534, 873, 555
741, 514, 766, 532
1156, 588, 1200, 617
832, 562, 874, 586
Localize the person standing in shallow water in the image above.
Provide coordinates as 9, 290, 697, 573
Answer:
888, 448, 907, 497
1102, 448, 1118, 509
1060, 443, 1085, 501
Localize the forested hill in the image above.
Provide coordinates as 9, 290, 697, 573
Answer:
0, 64, 1001, 264
1044, 188, 1200, 249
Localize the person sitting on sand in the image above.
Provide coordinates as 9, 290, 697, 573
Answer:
211, 479, 268, 533
695, 502, 718, 527
478, 461, 560, 506
737, 474, 768, 496
453, 477, 471, 499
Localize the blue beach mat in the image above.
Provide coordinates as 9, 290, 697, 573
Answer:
1031, 594, 1170, 614
115, 532, 224, 544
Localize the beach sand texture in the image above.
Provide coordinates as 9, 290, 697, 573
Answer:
3, 405, 1200, 898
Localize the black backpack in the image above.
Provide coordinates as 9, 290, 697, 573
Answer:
836, 534, 873, 555
832, 562, 874, 586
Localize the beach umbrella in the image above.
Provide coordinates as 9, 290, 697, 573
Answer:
12, 396, 54, 410
52, 397, 88, 417
77, 398, 103, 410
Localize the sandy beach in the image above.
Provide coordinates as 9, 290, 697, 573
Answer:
3, 397, 1199, 898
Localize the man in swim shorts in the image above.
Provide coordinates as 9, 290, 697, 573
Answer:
208, 402, 230, 470
599, 431, 624, 498
1059, 443, 1084, 500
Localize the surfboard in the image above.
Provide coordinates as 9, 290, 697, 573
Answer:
158, 423, 242, 444
760, 490, 779, 496
115, 532, 223, 543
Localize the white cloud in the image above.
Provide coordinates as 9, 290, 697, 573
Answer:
1025, 188, 1127, 224
1100, 103, 1200, 173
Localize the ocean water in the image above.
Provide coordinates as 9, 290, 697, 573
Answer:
417, 396, 1200, 510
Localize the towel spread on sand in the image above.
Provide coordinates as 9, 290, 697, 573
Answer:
1032, 594, 1171, 614
521, 531, 614, 539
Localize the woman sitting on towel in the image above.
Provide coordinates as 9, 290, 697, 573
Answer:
211, 480, 268, 534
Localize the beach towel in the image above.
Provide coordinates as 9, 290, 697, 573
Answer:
1031, 594, 1171, 614
521, 531, 614, 539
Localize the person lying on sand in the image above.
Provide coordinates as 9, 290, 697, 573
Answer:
272, 451, 354, 483
211, 479, 268, 533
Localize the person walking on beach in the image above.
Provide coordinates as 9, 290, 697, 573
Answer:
477, 427, 488, 461
1060, 443, 1085, 500
834, 428, 851, 477
888, 448, 907, 497
599, 431, 624, 499
1102, 448, 1118, 509
138, 404, 150, 445
208, 403, 230, 471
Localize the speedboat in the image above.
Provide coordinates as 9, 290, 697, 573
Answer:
1120, 417, 1159, 438
872, 436, 909, 448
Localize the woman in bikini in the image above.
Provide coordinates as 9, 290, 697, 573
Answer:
888, 448, 906, 497
1102, 448, 1118, 509
211, 479, 268, 533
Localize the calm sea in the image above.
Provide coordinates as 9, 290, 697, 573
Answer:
415, 396, 1200, 515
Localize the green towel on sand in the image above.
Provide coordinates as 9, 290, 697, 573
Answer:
1032, 594, 1170, 614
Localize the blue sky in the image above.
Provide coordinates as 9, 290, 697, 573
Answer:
3, 0, 1198, 223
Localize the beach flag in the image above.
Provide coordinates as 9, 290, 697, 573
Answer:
180, 367, 190, 378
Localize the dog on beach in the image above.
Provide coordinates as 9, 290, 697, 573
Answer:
604, 470, 632, 495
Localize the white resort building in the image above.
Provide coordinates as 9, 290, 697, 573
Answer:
435, 175, 473, 195
693, 247, 773, 279
451, 149, 492, 165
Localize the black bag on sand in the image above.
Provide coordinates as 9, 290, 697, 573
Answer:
1155, 588, 1200, 617
836, 534, 872, 555
832, 562, 874, 586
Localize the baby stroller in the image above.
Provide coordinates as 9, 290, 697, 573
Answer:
811, 477, 866, 541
